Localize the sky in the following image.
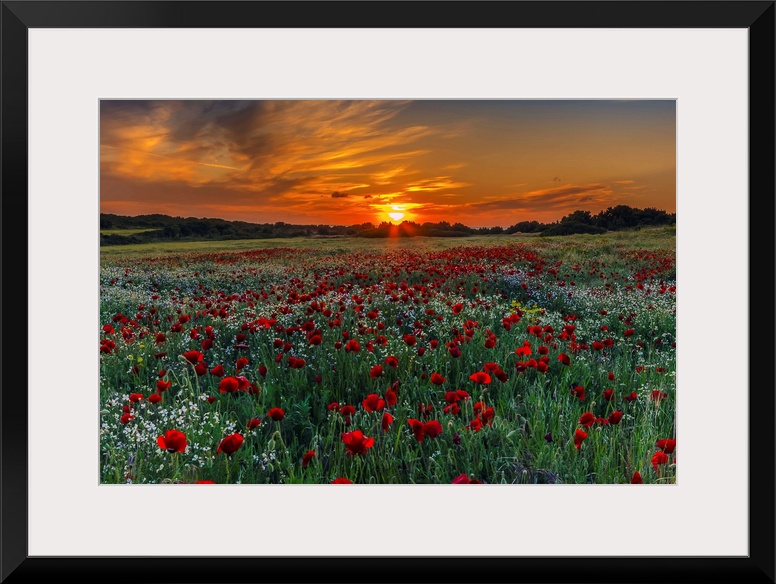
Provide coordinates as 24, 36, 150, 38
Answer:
100, 100, 675, 227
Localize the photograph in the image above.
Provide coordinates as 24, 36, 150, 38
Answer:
4, 0, 771, 579
99, 99, 677, 485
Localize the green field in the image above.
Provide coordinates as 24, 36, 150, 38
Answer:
100, 227, 676, 484
100, 226, 675, 260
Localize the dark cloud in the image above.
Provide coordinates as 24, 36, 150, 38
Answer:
465, 184, 611, 213
331, 191, 349, 198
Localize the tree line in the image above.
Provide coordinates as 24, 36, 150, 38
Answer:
100, 205, 675, 245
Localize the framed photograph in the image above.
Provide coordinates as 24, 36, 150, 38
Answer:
3, 1, 773, 582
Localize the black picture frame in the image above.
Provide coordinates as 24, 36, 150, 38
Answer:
2, 2, 773, 582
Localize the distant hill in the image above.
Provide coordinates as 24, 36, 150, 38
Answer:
100, 206, 675, 245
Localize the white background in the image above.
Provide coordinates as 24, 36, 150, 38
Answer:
28, 28, 748, 556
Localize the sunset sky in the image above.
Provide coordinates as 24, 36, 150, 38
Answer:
100, 100, 675, 227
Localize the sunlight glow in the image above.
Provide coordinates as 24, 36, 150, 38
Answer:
388, 212, 405, 222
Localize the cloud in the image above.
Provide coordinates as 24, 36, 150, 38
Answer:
331, 191, 349, 198
101, 100, 432, 192
448, 183, 619, 220
613, 179, 636, 185
405, 176, 470, 193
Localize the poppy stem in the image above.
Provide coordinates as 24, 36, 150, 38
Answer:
171, 452, 179, 481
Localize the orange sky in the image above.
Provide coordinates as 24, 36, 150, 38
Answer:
100, 100, 675, 227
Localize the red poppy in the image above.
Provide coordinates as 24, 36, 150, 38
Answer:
195, 480, 216, 484
623, 328, 635, 337
302, 450, 316, 468
370, 365, 383, 378
448, 345, 461, 358
247, 418, 261, 430
385, 387, 398, 407
362, 394, 385, 412
288, 356, 306, 369
423, 420, 443, 439
129, 393, 144, 403
651, 451, 669, 471
217, 433, 244, 455
148, 393, 162, 404
623, 391, 638, 402
558, 353, 571, 366
631, 472, 643, 484
656, 439, 676, 454
345, 339, 360, 353
236, 357, 249, 372
570, 385, 585, 401
327, 402, 340, 412
258, 365, 268, 377
452, 303, 464, 314
578, 412, 595, 428
386, 355, 399, 368
592, 341, 604, 351
268, 407, 285, 421
381, 412, 394, 432
650, 390, 669, 402
480, 407, 495, 426
403, 334, 416, 346
608, 372, 616, 381
218, 377, 240, 393
120, 413, 134, 424
452, 474, 482, 484
469, 371, 491, 384
430, 373, 446, 385
468, 418, 483, 432
340, 405, 355, 417
157, 429, 188, 453
331, 477, 353, 484
206, 396, 216, 404
573, 429, 588, 449
407, 419, 425, 442
210, 364, 225, 377
194, 362, 208, 376
602, 389, 614, 401
608, 410, 624, 425
183, 350, 204, 364
341, 430, 374, 455
156, 379, 171, 392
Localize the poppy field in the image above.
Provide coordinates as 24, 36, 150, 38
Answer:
100, 229, 676, 484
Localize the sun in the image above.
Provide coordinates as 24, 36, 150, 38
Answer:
388, 212, 405, 222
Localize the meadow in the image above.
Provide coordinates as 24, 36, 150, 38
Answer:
99, 227, 676, 484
